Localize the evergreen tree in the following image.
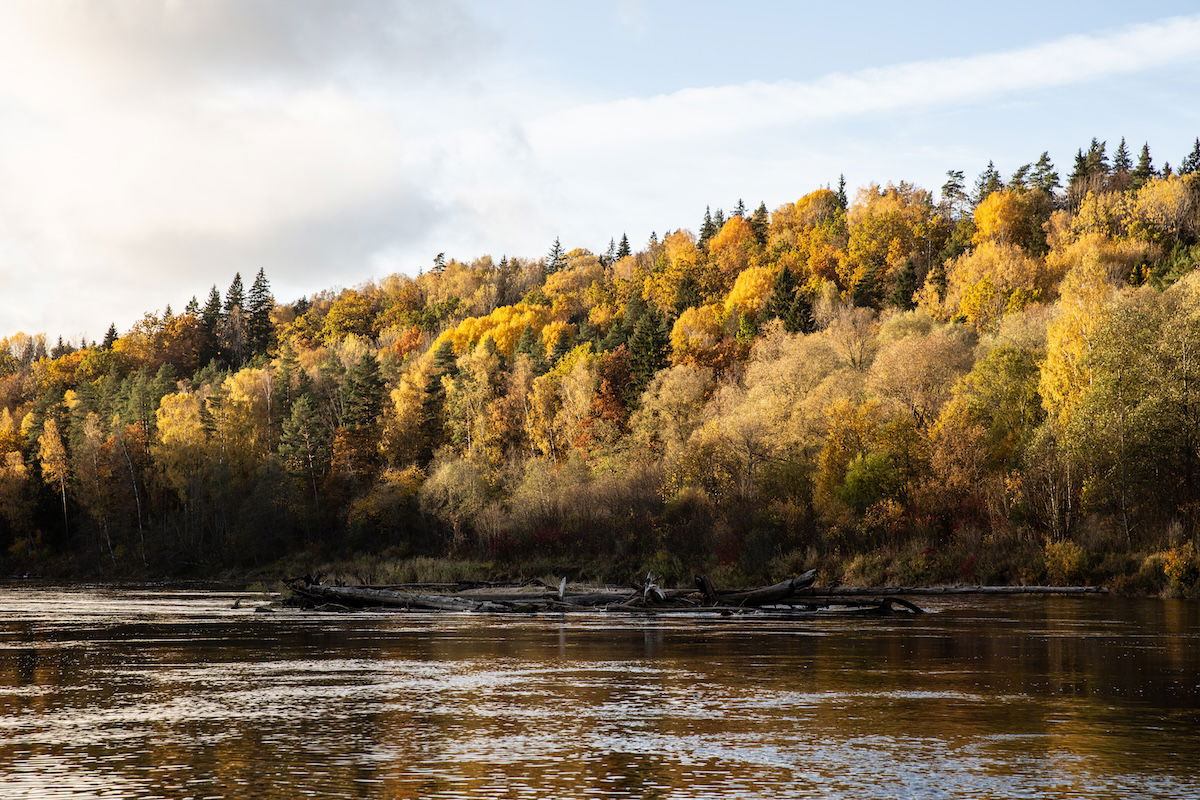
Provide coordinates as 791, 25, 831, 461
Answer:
515, 325, 544, 371
699, 206, 716, 245
1031, 152, 1060, 195
749, 202, 769, 245
549, 328, 572, 365
102, 324, 118, 351
224, 273, 244, 315
1085, 138, 1109, 176
765, 266, 799, 322
1007, 164, 1031, 190
279, 394, 330, 505
1162, 161, 1173, 177
1132, 143, 1155, 189
889, 261, 919, 310
163, 304, 173, 319
602, 238, 617, 265
343, 354, 385, 429
973, 161, 1002, 204
941, 170, 968, 218
1181, 137, 1200, 176
546, 238, 566, 273
202, 286, 222, 333
712, 208, 726, 230
836, 175, 848, 209
674, 274, 701, 313
247, 268, 274, 354
420, 341, 459, 460
616, 233, 631, 259
733, 198, 747, 217
1113, 137, 1132, 174
184, 296, 200, 315
432, 252, 446, 274
628, 313, 669, 392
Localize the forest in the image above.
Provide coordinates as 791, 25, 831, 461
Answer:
3, 136, 1200, 593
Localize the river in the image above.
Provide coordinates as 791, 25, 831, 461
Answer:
0, 587, 1196, 799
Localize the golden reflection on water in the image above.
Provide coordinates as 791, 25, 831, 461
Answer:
0, 589, 1197, 799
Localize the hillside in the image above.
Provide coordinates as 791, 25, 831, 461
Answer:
2, 137, 1200, 593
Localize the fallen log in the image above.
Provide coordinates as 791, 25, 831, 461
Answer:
696, 569, 818, 607
294, 583, 517, 612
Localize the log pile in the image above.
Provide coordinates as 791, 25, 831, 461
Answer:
285, 569, 926, 616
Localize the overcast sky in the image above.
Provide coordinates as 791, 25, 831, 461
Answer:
2, 0, 1199, 342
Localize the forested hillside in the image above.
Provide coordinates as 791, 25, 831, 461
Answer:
3, 136, 1200, 592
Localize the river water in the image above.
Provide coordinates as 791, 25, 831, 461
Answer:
0, 588, 1197, 799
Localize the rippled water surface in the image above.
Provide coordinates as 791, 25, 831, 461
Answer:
0, 587, 1197, 799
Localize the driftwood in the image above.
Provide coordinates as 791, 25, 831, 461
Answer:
285, 568, 928, 616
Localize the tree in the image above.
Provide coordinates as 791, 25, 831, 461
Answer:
1031, 152, 1060, 195
279, 394, 330, 504
247, 268, 274, 354
628, 313, 669, 394
941, 170, 968, 218
1181, 137, 1200, 176
1113, 137, 1132, 174
836, 175, 848, 209
1132, 143, 1155, 189
617, 233, 631, 259
343, 354, 385, 429
224, 273, 245, 316
102, 324, 118, 351
764, 267, 814, 333
973, 161, 1003, 204
546, 238, 566, 274
699, 206, 716, 245
38, 417, 70, 536
749, 202, 769, 245
733, 198, 747, 217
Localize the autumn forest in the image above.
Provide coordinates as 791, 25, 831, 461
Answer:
3, 136, 1200, 593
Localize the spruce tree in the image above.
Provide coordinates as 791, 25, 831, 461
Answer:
102, 324, 118, 350
674, 274, 701, 313
1132, 143, 1155, 189
733, 198, 747, 217
343, 354, 384, 429
1007, 164, 1031, 190
603, 238, 617, 265
1113, 137, 1132, 174
279, 394, 330, 505
699, 206, 716, 245
617, 233, 631, 259
432, 252, 446, 273
749, 202, 769, 245
1181, 138, 1200, 176
712, 208, 726, 230
1085, 138, 1109, 176
889, 261, 919, 310
546, 238, 566, 273
515, 325, 544, 371
765, 267, 799, 322
549, 328, 572, 365
224, 273, 244, 315
184, 296, 200, 315
202, 286, 222, 333
247, 268, 274, 354
628, 313, 669, 391
836, 175, 848, 209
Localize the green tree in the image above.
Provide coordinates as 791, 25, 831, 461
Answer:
246, 268, 274, 355
279, 394, 331, 505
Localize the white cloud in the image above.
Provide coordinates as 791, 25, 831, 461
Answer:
0, 6, 1198, 342
530, 14, 1200, 153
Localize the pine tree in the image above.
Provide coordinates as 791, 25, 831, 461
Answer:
247, 268, 274, 355
1132, 143, 1155, 189
184, 296, 200, 315
602, 238, 617, 265
973, 161, 1002, 204
941, 170, 968, 218
432, 252, 446, 274
102, 324, 118, 350
1181, 137, 1200, 176
617, 233, 631, 259
1007, 164, 1031, 190
712, 208, 726, 231
836, 175, 848, 209
1031, 152, 1060, 195
162, 304, 173, 319
749, 202, 769, 245
733, 198, 747, 217
224, 273, 244, 315
279, 394, 330, 505
765, 267, 799, 322
545, 238, 566, 273
1084, 138, 1109, 176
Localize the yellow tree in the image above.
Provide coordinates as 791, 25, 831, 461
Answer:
38, 417, 70, 535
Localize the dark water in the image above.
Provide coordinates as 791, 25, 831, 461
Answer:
0, 589, 1197, 799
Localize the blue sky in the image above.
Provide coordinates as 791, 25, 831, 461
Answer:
1, 1, 1199, 341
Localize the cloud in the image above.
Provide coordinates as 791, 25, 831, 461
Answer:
529, 14, 1200, 153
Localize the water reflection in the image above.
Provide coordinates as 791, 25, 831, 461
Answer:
0, 588, 1197, 799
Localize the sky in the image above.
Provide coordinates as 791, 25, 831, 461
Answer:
1, 1, 1199, 342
